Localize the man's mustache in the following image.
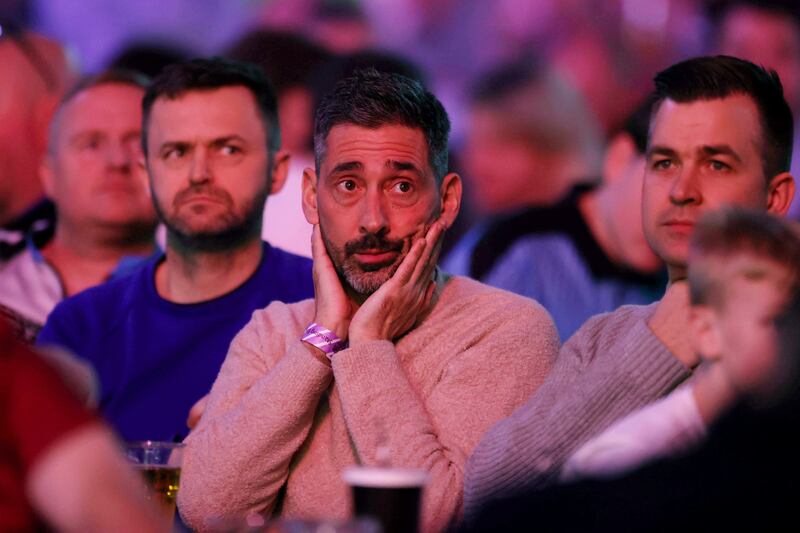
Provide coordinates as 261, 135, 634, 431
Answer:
344, 232, 404, 255
173, 185, 233, 208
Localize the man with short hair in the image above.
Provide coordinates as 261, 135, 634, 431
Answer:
0, 71, 158, 343
38, 58, 314, 442
463, 55, 796, 517
177, 69, 558, 532
0, 24, 75, 259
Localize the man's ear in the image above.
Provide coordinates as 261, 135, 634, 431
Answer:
437, 172, 462, 229
766, 172, 795, 216
39, 154, 56, 199
138, 155, 152, 198
301, 167, 320, 225
269, 149, 291, 195
602, 133, 637, 186
689, 305, 723, 362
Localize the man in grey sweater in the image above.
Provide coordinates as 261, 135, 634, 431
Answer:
463, 55, 797, 517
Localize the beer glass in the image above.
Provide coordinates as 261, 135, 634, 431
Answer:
127, 441, 184, 525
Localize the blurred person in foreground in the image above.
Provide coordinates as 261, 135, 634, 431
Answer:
463, 230, 800, 532
37, 58, 314, 442
463, 55, 796, 518
0, 318, 164, 532
177, 69, 558, 532
0, 21, 75, 259
561, 208, 800, 481
445, 97, 665, 341
0, 71, 158, 343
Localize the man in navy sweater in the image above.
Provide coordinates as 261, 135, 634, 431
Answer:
38, 58, 314, 442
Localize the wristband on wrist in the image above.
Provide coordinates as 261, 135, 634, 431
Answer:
301, 323, 347, 359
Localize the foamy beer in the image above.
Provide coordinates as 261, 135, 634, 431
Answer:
127, 441, 184, 526
343, 466, 428, 533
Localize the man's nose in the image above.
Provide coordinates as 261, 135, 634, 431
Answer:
669, 165, 701, 206
188, 149, 212, 185
107, 141, 132, 173
359, 189, 389, 234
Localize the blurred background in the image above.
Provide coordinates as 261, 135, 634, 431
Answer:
3, 0, 799, 249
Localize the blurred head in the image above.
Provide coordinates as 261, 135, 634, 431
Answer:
108, 41, 191, 78
599, 97, 662, 273
142, 58, 287, 252
41, 71, 157, 244
0, 25, 74, 223
226, 30, 331, 154
303, 69, 461, 297
464, 60, 604, 215
643, 55, 795, 279
310, 2, 374, 54
712, 0, 800, 112
688, 208, 800, 395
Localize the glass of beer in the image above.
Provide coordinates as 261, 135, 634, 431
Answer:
127, 441, 184, 525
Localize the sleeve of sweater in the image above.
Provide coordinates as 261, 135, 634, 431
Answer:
177, 303, 331, 531
462, 304, 692, 519
331, 293, 558, 533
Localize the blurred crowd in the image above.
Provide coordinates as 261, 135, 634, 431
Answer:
3, 0, 800, 531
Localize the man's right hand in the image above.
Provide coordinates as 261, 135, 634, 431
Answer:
310, 224, 354, 340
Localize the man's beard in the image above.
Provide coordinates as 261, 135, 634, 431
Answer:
153, 182, 267, 253
322, 226, 408, 296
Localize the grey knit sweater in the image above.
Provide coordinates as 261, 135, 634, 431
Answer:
463, 302, 692, 518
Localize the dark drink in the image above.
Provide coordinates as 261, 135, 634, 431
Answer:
343, 467, 428, 533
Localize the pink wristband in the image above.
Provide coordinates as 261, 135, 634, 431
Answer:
301, 323, 347, 359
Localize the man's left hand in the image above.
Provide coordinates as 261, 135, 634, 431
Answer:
348, 220, 445, 344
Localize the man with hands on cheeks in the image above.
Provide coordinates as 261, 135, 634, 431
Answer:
178, 69, 559, 533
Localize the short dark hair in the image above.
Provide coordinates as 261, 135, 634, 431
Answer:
688, 207, 800, 306
313, 68, 450, 181
651, 55, 794, 181
141, 57, 279, 155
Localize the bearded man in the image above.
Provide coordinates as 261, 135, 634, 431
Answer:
37, 58, 314, 441
176, 69, 559, 533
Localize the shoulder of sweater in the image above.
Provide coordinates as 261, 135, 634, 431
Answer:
443, 276, 550, 310
440, 276, 557, 328
573, 300, 660, 335
247, 297, 316, 334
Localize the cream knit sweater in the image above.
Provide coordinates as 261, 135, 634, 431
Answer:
178, 276, 559, 532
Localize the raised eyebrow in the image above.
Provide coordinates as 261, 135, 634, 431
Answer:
386, 159, 424, 177
158, 140, 191, 153
210, 135, 247, 147
700, 145, 742, 163
646, 145, 678, 160
330, 161, 363, 174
